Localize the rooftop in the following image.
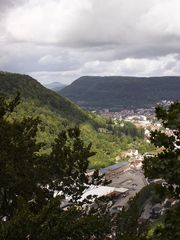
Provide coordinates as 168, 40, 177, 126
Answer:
100, 162, 129, 174
80, 186, 128, 201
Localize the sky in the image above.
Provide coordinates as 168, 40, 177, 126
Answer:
1, 0, 180, 84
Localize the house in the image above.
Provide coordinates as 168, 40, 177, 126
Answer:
100, 162, 129, 179
122, 149, 139, 158
115, 155, 120, 162
130, 160, 142, 170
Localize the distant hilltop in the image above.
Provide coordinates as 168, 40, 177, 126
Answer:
45, 81, 67, 92
60, 76, 180, 110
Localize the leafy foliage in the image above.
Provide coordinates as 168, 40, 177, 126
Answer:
116, 102, 180, 240
140, 102, 180, 240
0, 94, 112, 240
143, 102, 180, 197
116, 184, 159, 240
148, 202, 180, 240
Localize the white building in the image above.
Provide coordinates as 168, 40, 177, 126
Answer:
80, 186, 128, 201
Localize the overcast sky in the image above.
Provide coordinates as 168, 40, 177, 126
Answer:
1, 0, 180, 84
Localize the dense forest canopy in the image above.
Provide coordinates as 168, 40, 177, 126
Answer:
60, 76, 180, 110
0, 72, 151, 168
0, 71, 89, 124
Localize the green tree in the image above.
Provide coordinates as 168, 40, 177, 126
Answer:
142, 102, 180, 240
116, 102, 180, 240
0, 93, 49, 218
116, 185, 155, 240
143, 102, 180, 197
148, 202, 180, 240
0, 94, 111, 240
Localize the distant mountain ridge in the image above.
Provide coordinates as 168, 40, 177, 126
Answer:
45, 82, 66, 92
60, 76, 180, 110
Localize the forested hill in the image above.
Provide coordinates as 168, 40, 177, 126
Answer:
60, 76, 180, 110
0, 71, 89, 124
0, 71, 149, 168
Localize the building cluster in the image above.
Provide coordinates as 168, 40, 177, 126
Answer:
98, 107, 155, 120
84, 155, 179, 230
60, 147, 178, 240
94, 100, 173, 119
96, 153, 146, 211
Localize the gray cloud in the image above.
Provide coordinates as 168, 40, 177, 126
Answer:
0, 0, 23, 16
0, 0, 17, 9
1, 0, 180, 84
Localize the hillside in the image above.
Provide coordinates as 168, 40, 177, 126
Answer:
60, 76, 180, 110
0, 71, 151, 168
0, 72, 90, 124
